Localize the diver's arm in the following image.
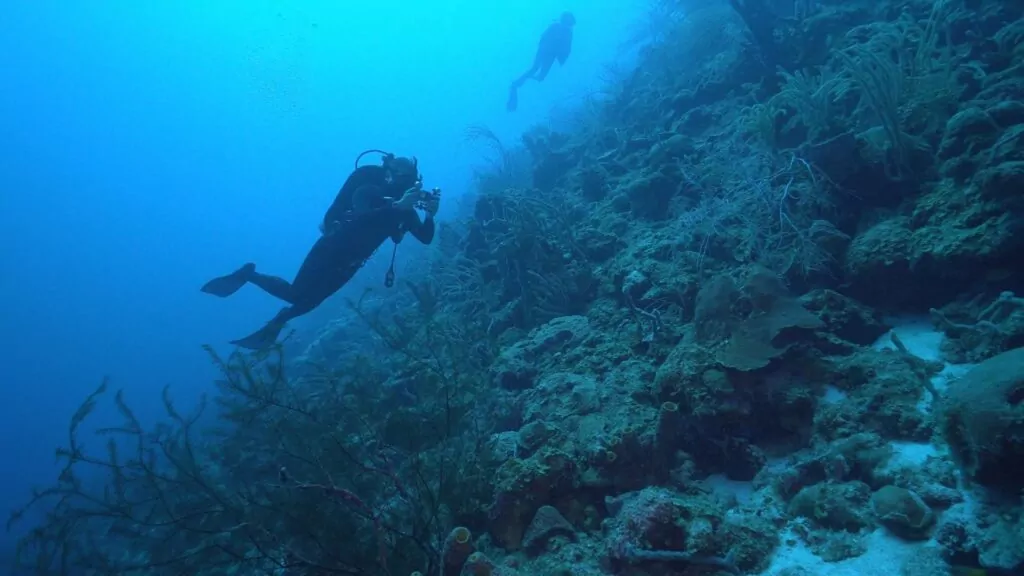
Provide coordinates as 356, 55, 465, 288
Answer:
557, 28, 573, 64
360, 187, 434, 244
359, 205, 433, 244
406, 211, 435, 245
391, 185, 434, 244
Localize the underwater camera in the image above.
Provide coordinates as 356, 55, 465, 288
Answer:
415, 187, 441, 210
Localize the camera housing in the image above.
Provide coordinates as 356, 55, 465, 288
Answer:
414, 188, 441, 210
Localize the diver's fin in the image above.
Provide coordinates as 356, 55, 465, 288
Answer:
506, 85, 519, 112
230, 317, 287, 350
200, 263, 255, 297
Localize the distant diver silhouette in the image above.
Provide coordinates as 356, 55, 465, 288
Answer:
507, 11, 576, 112
201, 151, 439, 350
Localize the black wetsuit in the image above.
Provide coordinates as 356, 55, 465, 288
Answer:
516, 22, 573, 85
508, 20, 573, 111
201, 167, 434, 349
254, 204, 432, 316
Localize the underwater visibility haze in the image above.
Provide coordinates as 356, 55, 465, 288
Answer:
3, 0, 1024, 575
0, 0, 636, 566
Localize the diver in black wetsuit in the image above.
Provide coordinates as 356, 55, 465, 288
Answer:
201, 151, 440, 350
507, 11, 576, 112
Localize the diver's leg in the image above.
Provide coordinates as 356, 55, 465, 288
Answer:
506, 83, 520, 112
511, 72, 528, 89
200, 262, 295, 304
512, 54, 542, 88
244, 235, 341, 305
230, 305, 303, 350
509, 62, 540, 111
229, 289, 332, 350
230, 242, 367, 350
247, 272, 297, 304
200, 263, 255, 297
288, 229, 365, 307
534, 58, 555, 82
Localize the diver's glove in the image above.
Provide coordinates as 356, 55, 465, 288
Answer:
393, 185, 426, 211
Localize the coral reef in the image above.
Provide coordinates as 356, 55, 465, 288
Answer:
8, 0, 1024, 575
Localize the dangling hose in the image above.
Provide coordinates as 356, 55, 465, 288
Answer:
384, 243, 398, 288
354, 148, 403, 287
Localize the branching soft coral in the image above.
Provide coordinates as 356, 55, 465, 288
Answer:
836, 0, 963, 179
680, 142, 845, 278
930, 291, 1024, 362
7, 379, 293, 576
770, 64, 850, 142
9, 340, 500, 576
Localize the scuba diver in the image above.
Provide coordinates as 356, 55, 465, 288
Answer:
200, 150, 441, 350
507, 11, 576, 112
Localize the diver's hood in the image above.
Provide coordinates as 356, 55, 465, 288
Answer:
387, 156, 418, 179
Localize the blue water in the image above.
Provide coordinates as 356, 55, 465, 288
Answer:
0, 0, 641, 559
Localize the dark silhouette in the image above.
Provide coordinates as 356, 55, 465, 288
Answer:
507, 12, 576, 112
201, 152, 440, 350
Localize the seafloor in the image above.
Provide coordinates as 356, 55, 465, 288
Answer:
9, 0, 1024, 575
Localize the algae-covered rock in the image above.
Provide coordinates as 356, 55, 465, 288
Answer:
938, 106, 1002, 181
517, 420, 555, 454
934, 498, 1024, 571
490, 315, 593, 390
813, 347, 933, 441
800, 289, 889, 345
939, 106, 1001, 160
489, 449, 576, 550
870, 485, 935, 540
787, 481, 872, 532
940, 346, 1024, 494
622, 166, 680, 220
845, 191, 1024, 309
521, 505, 576, 555
761, 433, 893, 499
976, 160, 1024, 203
603, 486, 770, 570
844, 217, 915, 304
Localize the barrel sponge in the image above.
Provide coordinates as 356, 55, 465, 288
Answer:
940, 346, 1024, 493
